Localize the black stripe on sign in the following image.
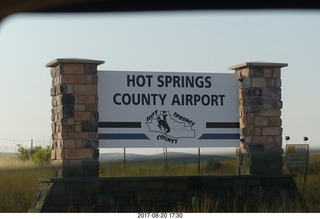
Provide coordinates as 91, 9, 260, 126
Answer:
206, 122, 239, 128
98, 122, 141, 128
198, 133, 240, 140
98, 133, 149, 140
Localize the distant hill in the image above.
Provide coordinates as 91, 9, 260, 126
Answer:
99, 147, 320, 165
99, 151, 236, 165
2, 146, 319, 165
309, 147, 320, 155
0, 152, 17, 157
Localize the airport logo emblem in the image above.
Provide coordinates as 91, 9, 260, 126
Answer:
145, 110, 196, 144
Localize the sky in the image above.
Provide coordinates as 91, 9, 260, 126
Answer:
0, 9, 320, 154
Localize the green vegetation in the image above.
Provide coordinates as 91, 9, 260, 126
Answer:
17, 144, 51, 165
0, 154, 320, 212
0, 155, 52, 212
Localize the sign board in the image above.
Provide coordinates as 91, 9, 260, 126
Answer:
98, 70, 239, 148
285, 144, 309, 167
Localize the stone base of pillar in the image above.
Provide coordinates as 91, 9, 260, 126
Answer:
237, 146, 283, 175
29, 175, 304, 212
52, 159, 100, 178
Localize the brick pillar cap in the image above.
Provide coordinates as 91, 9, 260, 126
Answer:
228, 62, 288, 70
46, 58, 105, 67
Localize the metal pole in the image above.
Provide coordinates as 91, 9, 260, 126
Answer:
163, 147, 168, 172
124, 147, 126, 171
303, 144, 309, 195
198, 147, 200, 176
165, 147, 168, 172
163, 147, 165, 170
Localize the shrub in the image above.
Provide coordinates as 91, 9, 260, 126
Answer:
205, 159, 222, 172
17, 144, 51, 165
17, 144, 31, 161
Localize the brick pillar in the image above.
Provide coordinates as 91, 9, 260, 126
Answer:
47, 58, 105, 177
228, 62, 288, 175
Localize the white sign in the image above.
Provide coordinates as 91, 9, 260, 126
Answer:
286, 144, 309, 167
98, 70, 239, 148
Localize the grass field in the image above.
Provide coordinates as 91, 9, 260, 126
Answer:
0, 155, 52, 212
0, 154, 319, 212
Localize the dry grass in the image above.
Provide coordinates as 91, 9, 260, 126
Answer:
0, 155, 52, 212
99, 159, 238, 177
0, 154, 320, 212
0, 155, 35, 170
